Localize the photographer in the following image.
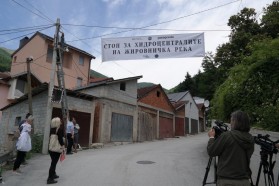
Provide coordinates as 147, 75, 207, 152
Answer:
207, 110, 254, 186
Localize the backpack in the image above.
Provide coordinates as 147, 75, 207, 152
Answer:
13, 129, 21, 141
14, 120, 25, 140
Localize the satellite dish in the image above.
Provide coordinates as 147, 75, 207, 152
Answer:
204, 100, 210, 108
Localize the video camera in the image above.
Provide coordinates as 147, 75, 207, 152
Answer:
213, 120, 229, 138
254, 134, 279, 154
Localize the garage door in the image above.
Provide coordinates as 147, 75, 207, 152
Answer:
159, 117, 173, 138
138, 111, 157, 142
52, 108, 91, 147
175, 117, 184, 136
190, 119, 198, 134
111, 113, 133, 142
185, 117, 189, 134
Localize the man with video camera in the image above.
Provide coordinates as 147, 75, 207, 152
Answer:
207, 110, 255, 186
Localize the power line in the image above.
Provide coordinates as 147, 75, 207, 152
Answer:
10, 0, 53, 24
31, 61, 82, 80
22, 0, 54, 23
10, 62, 26, 67
0, 24, 54, 33
10, 53, 48, 66
0, 25, 54, 44
66, 0, 240, 42
62, 0, 240, 81
10, 0, 94, 56
62, 24, 231, 32
146, 0, 241, 28
112, 62, 136, 77
0, 25, 54, 36
6, 0, 241, 89
60, 26, 101, 55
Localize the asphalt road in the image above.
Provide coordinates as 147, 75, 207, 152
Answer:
2, 132, 279, 186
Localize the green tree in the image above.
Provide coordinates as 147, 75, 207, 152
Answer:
261, 0, 279, 38
191, 52, 221, 100
0, 48, 12, 72
214, 8, 261, 80
191, 2, 279, 132
172, 72, 195, 94
211, 38, 279, 131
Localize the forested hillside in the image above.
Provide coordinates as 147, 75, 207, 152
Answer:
172, 1, 279, 131
0, 47, 12, 72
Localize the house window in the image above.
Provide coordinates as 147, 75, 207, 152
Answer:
157, 91, 161, 97
46, 45, 53, 62
13, 56, 17, 63
15, 79, 25, 97
120, 82, 126, 91
79, 56, 84, 66
15, 116, 21, 126
77, 77, 83, 87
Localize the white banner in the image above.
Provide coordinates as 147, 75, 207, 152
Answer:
101, 33, 205, 62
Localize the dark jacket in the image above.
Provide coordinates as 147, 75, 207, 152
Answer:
50, 127, 65, 146
18, 119, 26, 132
207, 130, 254, 179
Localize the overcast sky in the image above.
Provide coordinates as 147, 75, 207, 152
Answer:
0, 0, 274, 89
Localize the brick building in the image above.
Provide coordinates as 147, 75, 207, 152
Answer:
137, 84, 175, 141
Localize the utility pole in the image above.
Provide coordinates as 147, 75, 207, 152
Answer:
26, 56, 33, 115
42, 18, 60, 154
26, 56, 33, 133
56, 32, 69, 132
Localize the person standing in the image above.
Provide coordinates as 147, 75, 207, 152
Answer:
66, 117, 74, 155
13, 115, 33, 174
207, 110, 254, 186
18, 113, 31, 132
47, 117, 65, 184
73, 120, 80, 153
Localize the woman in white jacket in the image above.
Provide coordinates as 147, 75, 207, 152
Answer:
13, 115, 33, 174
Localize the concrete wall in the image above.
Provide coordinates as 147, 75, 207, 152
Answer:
81, 80, 138, 106
79, 80, 139, 143
0, 91, 48, 153
0, 90, 94, 153
98, 98, 138, 143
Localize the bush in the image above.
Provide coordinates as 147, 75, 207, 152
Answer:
30, 133, 43, 153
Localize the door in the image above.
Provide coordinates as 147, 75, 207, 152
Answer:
159, 117, 173, 138
111, 113, 133, 142
52, 108, 91, 147
190, 119, 198, 134
175, 117, 184, 136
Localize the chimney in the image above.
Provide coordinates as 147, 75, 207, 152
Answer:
19, 36, 29, 48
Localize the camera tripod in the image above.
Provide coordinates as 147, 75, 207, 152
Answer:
202, 156, 218, 186
255, 149, 278, 186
